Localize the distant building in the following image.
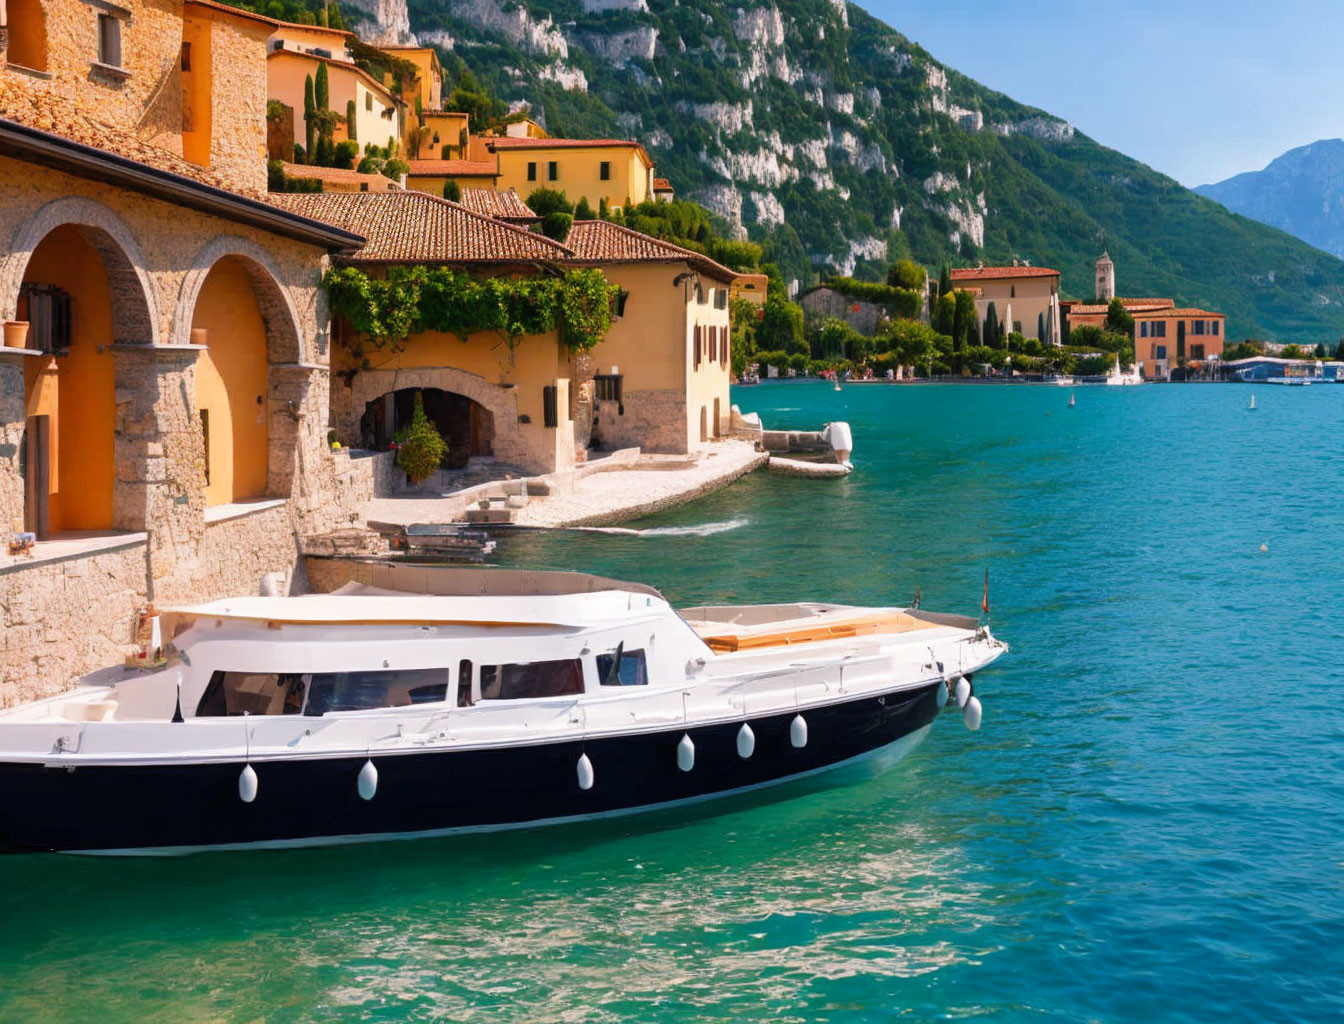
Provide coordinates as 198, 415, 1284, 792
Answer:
404, 158, 500, 196
949, 264, 1062, 345
278, 161, 402, 192
456, 187, 538, 226
1095, 250, 1115, 302
267, 43, 403, 158
1062, 253, 1228, 379
799, 286, 888, 336
653, 177, 675, 203
730, 273, 769, 306
485, 137, 656, 211
1220, 357, 1342, 383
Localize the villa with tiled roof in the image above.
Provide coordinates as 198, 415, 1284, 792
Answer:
951, 263, 1062, 346
0, 0, 377, 701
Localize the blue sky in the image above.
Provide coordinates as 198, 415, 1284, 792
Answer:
863, 0, 1344, 187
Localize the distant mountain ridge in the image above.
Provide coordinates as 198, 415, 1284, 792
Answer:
345, 0, 1344, 340
1196, 140, 1344, 261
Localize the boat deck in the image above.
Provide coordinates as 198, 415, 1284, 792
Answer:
681, 603, 939, 653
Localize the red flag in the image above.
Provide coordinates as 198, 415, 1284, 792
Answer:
981, 568, 990, 615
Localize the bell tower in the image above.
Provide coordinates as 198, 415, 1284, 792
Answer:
1095, 251, 1115, 303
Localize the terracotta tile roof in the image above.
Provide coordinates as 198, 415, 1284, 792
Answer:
1063, 297, 1175, 314
267, 48, 401, 103
563, 220, 737, 282
184, 0, 280, 28
1068, 304, 1222, 318
950, 265, 1060, 281
278, 162, 402, 191
485, 136, 654, 167
653, 177, 673, 191
406, 158, 498, 178
457, 187, 536, 221
269, 190, 574, 263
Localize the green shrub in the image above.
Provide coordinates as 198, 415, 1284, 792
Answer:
395, 392, 447, 483
540, 211, 573, 242
442, 180, 461, 202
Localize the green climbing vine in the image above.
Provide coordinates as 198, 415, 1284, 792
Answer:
323, 265, 618, 355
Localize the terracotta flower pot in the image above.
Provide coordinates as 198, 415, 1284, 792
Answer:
3, 321, 30, 349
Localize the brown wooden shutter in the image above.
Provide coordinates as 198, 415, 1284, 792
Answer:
721, 326, 729, 367
694, 325, 702, 368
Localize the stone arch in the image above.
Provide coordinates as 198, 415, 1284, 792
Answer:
0, 196, 160, 345
341, 366, 526, 469
172, 236, 303, 363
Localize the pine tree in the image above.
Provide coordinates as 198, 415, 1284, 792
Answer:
303, 74, 316, 164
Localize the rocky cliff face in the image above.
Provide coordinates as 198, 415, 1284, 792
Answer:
1196, 140, 1344, 260
378, 0, 1344, 338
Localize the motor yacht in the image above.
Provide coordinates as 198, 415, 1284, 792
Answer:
0, 567, 1006, 855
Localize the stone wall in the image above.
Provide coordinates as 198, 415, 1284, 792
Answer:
0, 539, 148, 707
0, 159, 357, 704
595, 390, 688, 454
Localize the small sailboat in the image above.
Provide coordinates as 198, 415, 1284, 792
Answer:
1068, 392, 1076, 409
1249, 393, 1256, 411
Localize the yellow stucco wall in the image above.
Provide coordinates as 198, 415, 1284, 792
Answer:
588, 264, 731, 451
331, 326, 575, 474
420, 111, 469, 160
19, 225, 116, 532
192, 257, 270, 506
497, 146, 652, 210
268, 51, 400, 156
969, 276, 1058, 341
6, 0, 48, 71
405, 173, 497, 197
180, 10, 213, 168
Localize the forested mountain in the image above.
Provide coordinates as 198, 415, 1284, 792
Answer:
339, 0, 1344, 341
1197, 140, 1344, 263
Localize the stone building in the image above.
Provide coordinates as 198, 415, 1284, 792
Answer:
274, 189, 586, 476
0, 0, 372, 703
799, 285, 889, 336
565, 221, 734, 453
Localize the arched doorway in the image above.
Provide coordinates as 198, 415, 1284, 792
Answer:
361, 388, 495, 470
19, 225, 119, 534
191, 256, 271, 505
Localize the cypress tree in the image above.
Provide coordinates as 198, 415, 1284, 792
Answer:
315, 61, 330, 112
937, 263, 952, 302
303, 74, 315, 164
346, 99, 357, 142
984, 302, 1000, 349
1037, 312, 1046, 343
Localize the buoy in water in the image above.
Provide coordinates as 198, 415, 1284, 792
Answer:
1249, 394, 1256, 411
357, 759, 378, 801
790, 714, 808, 749
964, 695, 983, 731
1069, 392, 1076, 408
576, 753, 595, 791
677, 733, 695, 772
736, 722, 756, 759
238, 763, 258, 803
954, 676, 972, 709
1260, 542, 1269, 553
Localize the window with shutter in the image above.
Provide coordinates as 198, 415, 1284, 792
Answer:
98, 13, 122, 68
542, 385, 558, 428
694, 326, 702, 368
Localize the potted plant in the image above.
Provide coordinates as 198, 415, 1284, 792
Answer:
3, 321, 30, 349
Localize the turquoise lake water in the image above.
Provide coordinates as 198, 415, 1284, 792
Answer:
2, 381, 1342, 1022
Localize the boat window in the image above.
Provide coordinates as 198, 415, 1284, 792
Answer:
303, 668, 449, 716
479, 659, 584, 700
457, 660, 474, 707
196, 671, 305, 717
596, 648, 648, 686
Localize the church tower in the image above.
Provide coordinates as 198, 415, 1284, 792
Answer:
1095, 251, 1115, 303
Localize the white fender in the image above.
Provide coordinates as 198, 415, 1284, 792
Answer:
238, 763, 258, 804
935, 680, 949, 708
737, 722, 756, 759
954, 677, 972, 709
790, 714, 808, 749
677, 733, 695, 772
357, 759, 379, 801
963, 696, 983, 731
576, 753, 595, 791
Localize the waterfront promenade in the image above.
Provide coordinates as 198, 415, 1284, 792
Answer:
359, 440, 768, 530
